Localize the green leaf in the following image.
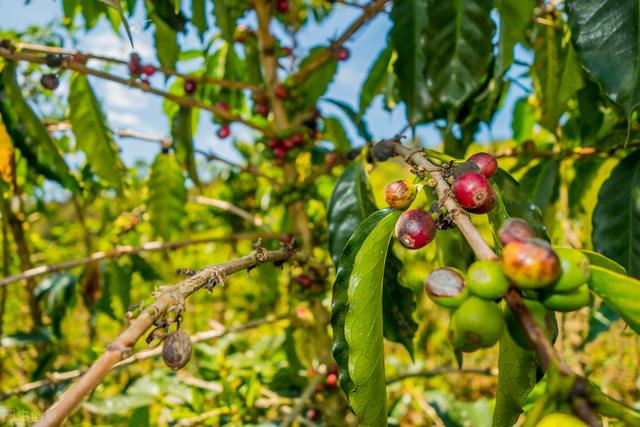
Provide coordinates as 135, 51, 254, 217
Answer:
519, 159, 560, 210
298, 47, 338, 110
496, 0, 534, 73
1, 328, 53, 347
150, 13, 179, 69
424, 0, 495, 113
323, 98, 373, 142
584, 379, 640, 424
212, 0, 247, 43
171, 106, 200, 187
243, 36, 263, 86
489, 169, 549, 244
492, 327, 538, 427
390, 0, 428, 122
323, 117, 351, 153
98, 0, 134, 46
37, 273, 78, 338
62, 0, 79, 26
69, 73, 125, 190
568, 0, 640, 115
0, 62, 80, 193
581, 250, 627, 275
532, 25, 584, 131
592, 151, 640, 278
147, 152, 187, 241
345, 211, 400, 425
148, 0, 187, 32
588, 265, 640, 334
191, 0, 208, 40
512, 97, 535, 143
358, 46, 393, 121
586, 302, 619, 344
327, 161, 377, 264
80, 0, 104, 29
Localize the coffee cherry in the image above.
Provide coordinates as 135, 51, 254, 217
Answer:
276, 0, 289, 13
328, 364, 339, 376
255, 103, 269, 117
394, 208, 436, 250
542, 283, 590, 312
467, 260, 510, 300
424, 267, 469, 309
183, 78, 197, 95
40, 74, 59, 90
128, 53, 142, 74
162, 331, 192, 370
275, 84, 288, 99
504, 298, 557, 350
548, 248, 591, 293
217, 124, 231, 139
384, 180, 417, 210
282, 46, 293, 56
451, 172, 496, 214
536, 413, 587, 427
45, 53, 63, 68
452, 161, 481, 179
141, 64, 156, 76
294, 275, 314, 288
448, 297, 504, 352
467, 152, 498, 178
306, 409, 320, 421
273, 147, 287, 160
291, 133, 304, 147
216, 101, 230, 112
267, 138, 281, 150
334, 46, 350, 61
498, 218, 536, 246
326, 373, 338, 388
283, 137, 296, 149
502, 238, 561, 289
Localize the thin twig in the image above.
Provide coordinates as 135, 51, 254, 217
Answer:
493, 140, 640, 160
280, 373, 325, 427
1, 315, 288, 400
0, 232, 279, 288
0, 48, 273, 136
385, 367, 497, 384
191, 196, 272, 232
35, 247, 300, 426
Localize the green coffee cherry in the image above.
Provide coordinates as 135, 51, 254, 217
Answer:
536, 413, 587, 427
424, 267, 469, 309
542, 284, 591, 312
503, 299, 557, 350
467, 260, 510, 300
548, 248, 591, 293
448, 297, 504, 352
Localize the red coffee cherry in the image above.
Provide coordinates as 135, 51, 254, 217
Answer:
306, 409, 320, 421
325, 373, 338, 388
294, 275, 313, 288
451, 172, 497, 214
128, 53, 142, 74
217, 124, 231, 139
255, 103, 269, 117
502, 238, 561, 289
384, 179, 417, 210
276, 0, 289, 13
216, 101, 230, 112
394, 208, 436, 250
498, 218, 536, 245
275, 84, 288, 99
291, 133, 304, 147
141, 64, 156, 76
183, 78, 197, 95
334, 46, 350, 61
467, 152, 498, 178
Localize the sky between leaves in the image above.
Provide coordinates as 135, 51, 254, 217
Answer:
0, 1, 532, 166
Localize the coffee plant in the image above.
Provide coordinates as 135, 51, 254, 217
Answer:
0, 0, 639, 426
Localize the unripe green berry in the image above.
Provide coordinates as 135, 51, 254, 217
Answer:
542, 283, 591, 312
424, 267, 469, 308
448, 297, 504, 352
467, 260, 510, 299
548, 248, 591, 293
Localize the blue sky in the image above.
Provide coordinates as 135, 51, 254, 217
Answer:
0, 1, 530, 165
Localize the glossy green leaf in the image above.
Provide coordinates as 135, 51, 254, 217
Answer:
512, 97, 535, 143
148, 0, 187, 32
69, 73, 125, 190
592, 151, 640, 278
584, 379, 640, 424
358, 45, 393, 120
147, 152, 187, 241
532, 25, 584, 131
489, 169, 549, 244
171, 106, 200, 187
0, 62, 80, 193
324, 117, 351, 153
588, 265, 640, 334
424, 0, 495, 113
323, 98, 373, 142
191, 0, 208, 40
568, 0, 640, 115
99, 0, 134, 46
298, 47, 338, 110
80, 0, 104, 29
492, 325, 538, 427
519, 159, 560, 210
581, 250, 627, 275
569, 159, 602, 216
327, 161, 377, 264
390, 0, 427, 122
150, 13, 179, 69
496, 0, 534, 73
345, 211, 400, 425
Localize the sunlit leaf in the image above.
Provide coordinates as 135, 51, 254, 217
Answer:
147, 152, 187, 241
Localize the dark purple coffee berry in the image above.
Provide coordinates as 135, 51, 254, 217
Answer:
183, 78, 197, 95
45, 53, 63, 68
40, 74, 59, 90
162, 331, 192, 370
394, 208, 436, 250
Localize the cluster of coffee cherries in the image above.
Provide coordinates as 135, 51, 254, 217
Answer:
267, 133, 305, 166
40, 53, 65, 91
127, 53, 159, 86
214, 102, 231, 139
423, 218, 591, 353
303, 364, 340, 422
385, 152, 500, 251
